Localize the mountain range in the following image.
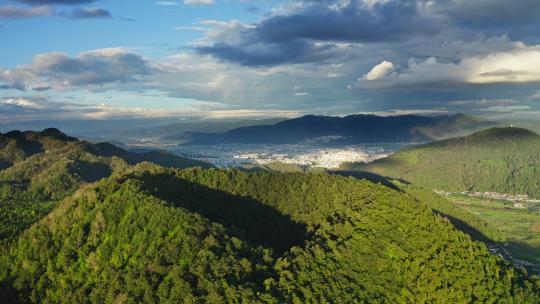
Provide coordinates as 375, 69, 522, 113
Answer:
187, 113, 497, 145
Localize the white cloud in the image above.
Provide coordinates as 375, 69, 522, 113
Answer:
148, 52, 342, 106
183, 0, 214, 5
363, 61, 394, 81
0, 95, 301, 123
362, 44, 540, 86
293, 86, 308, 96
361, 0, 391, 9
190, 20, 254, 46
155, 1, 178, 6
366, 108, 451, 116
1, 97, 44, 109
0, 46, 346, 111
481, 105, 532, 113
467, 47, 540, 83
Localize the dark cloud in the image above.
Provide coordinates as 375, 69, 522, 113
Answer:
0, 97, 97, 123
43, 51, 152, 86
197, 40, 338, 66
197, 0, 540, 67
196, 0, 440, 66
255, 1, 438, 43
68, 8, 112, 19
31, 86, 52, 91
436, 0, 540, 29
11, 0, 97, 5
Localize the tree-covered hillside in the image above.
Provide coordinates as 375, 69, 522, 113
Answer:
1, 164, 539, 303
0, 129, 212, 243
351, 127, 540, 197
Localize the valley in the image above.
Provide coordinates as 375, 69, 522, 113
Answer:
140, 142, 403, 168
447, 193, 540, 274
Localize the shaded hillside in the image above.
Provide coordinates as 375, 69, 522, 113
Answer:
355, 127, 540, 197
0, 129, 212, 243
188, 113, 497, 144
1, 165, 538, 303
91, 142, 212, 169
0, 128, 77, 170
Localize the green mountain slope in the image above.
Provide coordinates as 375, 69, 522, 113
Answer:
354, 127, 540, 197
1, 165, 538, 303
0, 129, 212, 242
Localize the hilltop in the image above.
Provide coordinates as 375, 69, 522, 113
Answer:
0, 128, 211, 172
353, 127, 540, 197
188, 113, 497, 145
0, 128, 212, 242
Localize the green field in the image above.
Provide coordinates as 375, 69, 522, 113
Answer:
448, 194, 540, 274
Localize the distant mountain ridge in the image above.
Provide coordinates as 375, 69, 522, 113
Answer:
187, 113, 497, 144
112, 118, 287, 144
352, 126, 540, 197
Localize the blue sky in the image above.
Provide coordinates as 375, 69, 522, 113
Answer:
0, 0, 266, 66
1, 0, 540, 123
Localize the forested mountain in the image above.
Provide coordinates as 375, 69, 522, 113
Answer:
188, 113, 497, 145
353, 127, 540, 197
0, 128, 212, 242
1, 164, 539, 302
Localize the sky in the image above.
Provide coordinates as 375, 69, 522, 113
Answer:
1, 0, 540, 124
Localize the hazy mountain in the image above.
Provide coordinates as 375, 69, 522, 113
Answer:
124, 118, 285, 139
498, 119, 540, 134
187, 113, 497, 145
0, 119, 182, 138
352, 127, 540, 196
